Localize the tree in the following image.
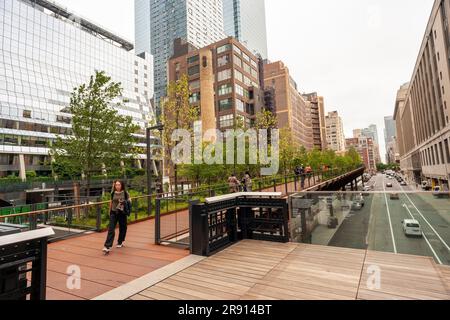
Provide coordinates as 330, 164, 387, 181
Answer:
346, 147, 363, 168
279, 128, 296, 175
51, 71, 139, 198
255, 109, 278, 130
160, 74, 200, 191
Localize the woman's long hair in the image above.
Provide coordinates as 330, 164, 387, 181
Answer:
112, 180, 126, 194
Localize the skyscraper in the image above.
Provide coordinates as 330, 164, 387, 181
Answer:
360, 125, 382, 164
325, 111, 346, 153
384, 116, 397, 162
1, 0, 155, 179
223, 0, 268, 59
135, 0, 226, 113
264, 61, 314, 150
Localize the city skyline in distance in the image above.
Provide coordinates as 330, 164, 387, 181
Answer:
54, 0, 434, 163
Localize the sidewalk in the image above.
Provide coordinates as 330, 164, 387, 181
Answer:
310, 198, 352, 246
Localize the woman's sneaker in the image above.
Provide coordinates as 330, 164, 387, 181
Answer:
116, 243, 124, 248
102, 247, 111, 253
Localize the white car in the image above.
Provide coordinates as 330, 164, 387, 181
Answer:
402, 219, 423, 237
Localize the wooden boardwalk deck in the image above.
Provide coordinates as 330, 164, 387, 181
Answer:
129, 240, 450, 300
46, 218, 189, 300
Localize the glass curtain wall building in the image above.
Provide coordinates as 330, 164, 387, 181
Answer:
0, 0, 155, 179
222, 0, 268, 59
135, 0, 226, 114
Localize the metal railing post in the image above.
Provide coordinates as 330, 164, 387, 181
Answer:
285, 176, 288, 194
133, 198, 138, 221
96, 204, 102, 232
155, 198, 161, 245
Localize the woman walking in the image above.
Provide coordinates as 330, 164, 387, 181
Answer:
243, 171, 252, 192
103, 180, 131, 254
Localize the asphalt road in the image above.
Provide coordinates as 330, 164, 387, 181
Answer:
329, 174, 450, 265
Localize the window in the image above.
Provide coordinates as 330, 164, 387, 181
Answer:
251, 60, 258, 69
444, 139, 450, 164
235, 70, 243, 82
236, 99, 244, 112
235, 84, 244, 96
246, 103, 255, 115
189, 92, 200, 104
233, 45, 242, 55
217, 44, 232, 54
218, 84, 232, 96
188, 65, 200, 76
234, 55, 242, 68
243, 63, 251, 74
3, 135, 18, 146
219, 98, 233, 111
251, 68, 258, 78
217, 54, 230, 67
23, 110, 31, 118
187, 55, 199, 64
242, 52, 250, 62
190, 80, 200, 91
219, 114, 234, 128
218, 69, 232, 82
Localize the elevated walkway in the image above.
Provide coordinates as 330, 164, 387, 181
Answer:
96, 240, 450, 300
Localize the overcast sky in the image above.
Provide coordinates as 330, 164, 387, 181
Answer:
56, 0, 434, 161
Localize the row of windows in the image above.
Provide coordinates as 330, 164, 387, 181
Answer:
0, 134, 50, 148
218, 114, 252, 129
421, 139, 450, 166
0, 154, 49, 166
0, 119, 72, 135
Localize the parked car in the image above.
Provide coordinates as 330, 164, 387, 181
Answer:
386, 182, 393, 188
432, 186, 450, 198
422, 181, 432, 191
351, 201, 362, 211
402, 219, 423, 237
400, 181, 407, 186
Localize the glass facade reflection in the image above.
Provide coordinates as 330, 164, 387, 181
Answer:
135, 0, 226, 114
223, 0, 268, 59
0, 0, 155, 178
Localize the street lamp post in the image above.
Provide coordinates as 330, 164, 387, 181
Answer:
146, 124, 164, 217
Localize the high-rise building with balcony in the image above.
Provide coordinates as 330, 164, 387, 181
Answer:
135, 0, 226, 114
325, 111, 346, 153
394, 0, 450, 187
0, 0, 155, 179
303, 93, 327, 151
222, 0, 268, 59
263, 61, 314, 150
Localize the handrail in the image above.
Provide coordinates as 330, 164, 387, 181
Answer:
0, 167, 362, 220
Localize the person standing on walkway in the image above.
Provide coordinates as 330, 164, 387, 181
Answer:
243, 172, 253, 192
228, 174, 241, 193
103, 180, 131, 254
299, 165, 306, 189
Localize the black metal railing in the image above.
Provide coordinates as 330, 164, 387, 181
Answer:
190, 194, 289, 257
0, 229, 53, 300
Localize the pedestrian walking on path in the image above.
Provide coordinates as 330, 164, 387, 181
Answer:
243, 172, 253, 192
228, 174, 241, 193
103, 180, 131, 254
